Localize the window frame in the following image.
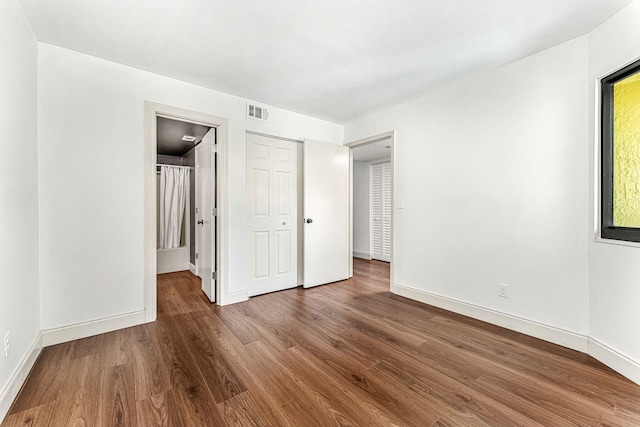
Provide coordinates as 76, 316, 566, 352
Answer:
601, 58, 640, 243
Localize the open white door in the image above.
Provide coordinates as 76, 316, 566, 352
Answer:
196, 129, 216, 302
246, 133, 298, 297
303, 140, 351, 288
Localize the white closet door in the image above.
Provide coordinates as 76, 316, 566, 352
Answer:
382, 162, 392, 262
371, 163, 383, 261
371, 161, 391, 262
246, 133, 298, 297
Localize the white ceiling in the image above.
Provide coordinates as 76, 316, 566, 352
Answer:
18, 0, 633, 123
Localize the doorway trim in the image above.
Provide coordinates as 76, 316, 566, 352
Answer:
346, 130, 395, 289
144, 101, 229, 322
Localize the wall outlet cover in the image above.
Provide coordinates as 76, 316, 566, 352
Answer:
3, 332, 9, 357
499, 283, 509, 298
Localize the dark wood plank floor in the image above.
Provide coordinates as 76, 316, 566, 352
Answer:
4, 259, 640, 426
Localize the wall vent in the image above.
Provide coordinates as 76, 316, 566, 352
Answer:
247, 102, 269, 121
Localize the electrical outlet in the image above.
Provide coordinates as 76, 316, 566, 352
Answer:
3, 332, 9, 358
498, 283, 509, 298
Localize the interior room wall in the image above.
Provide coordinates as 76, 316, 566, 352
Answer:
37, 43, 343, 331
353, 160, 371, 259
587, 0, 640, 383
345, 36, 591, 350
0, 0, 40, 418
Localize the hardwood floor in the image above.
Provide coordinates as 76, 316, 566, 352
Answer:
4, 258, 640, 426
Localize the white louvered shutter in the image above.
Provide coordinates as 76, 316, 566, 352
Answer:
370, 162, 391, 262
381, 162, 392, 262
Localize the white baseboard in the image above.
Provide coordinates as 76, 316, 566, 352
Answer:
189, 263, 196, 275
353, 251, 371, 260
223, 289, 249, 306
0, 333, 43, 423
42, 310, 146, 347
589, 338, 640, 386
392, 282, 589, 353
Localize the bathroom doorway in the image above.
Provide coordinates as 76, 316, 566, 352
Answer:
144, 102, 228, 320
156, 116, 211, 275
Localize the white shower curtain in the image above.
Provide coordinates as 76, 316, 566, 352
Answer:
158, 165, 189, 249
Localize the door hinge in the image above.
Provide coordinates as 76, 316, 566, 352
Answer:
212, 144, 217, 153
212, 271, 218, 280
195, 253, 198, 260
212, 208, 217, 216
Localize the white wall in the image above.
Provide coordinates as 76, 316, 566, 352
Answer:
353, 160, 371, 259
587, 0, 640, 383
0, 0, 40, 418
346, 37, 591, 349
37, 43, 343, 330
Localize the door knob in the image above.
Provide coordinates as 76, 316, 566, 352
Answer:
197, 219, 204, 225
305, 218, 313, 224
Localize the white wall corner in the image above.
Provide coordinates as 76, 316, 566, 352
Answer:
391, 282, 589, 353
0, 333, 43, 423
42, 310, 146, 347
589, 338, 640, 386
353, 251, 371, 260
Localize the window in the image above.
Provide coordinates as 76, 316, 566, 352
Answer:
601, 59, 640, 243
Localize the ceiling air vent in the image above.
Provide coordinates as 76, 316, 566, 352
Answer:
247, 102, 269, 121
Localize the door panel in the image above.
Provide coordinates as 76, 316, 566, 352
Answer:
254, 232, 269, 278
246, 134, 298, 297
303, 139, 351, 288
277, 230, 292, 274
196, 129, 216, 302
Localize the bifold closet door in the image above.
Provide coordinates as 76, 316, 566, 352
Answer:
371, 161, 391, 262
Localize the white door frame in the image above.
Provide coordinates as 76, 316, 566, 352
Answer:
346, 130, 395, 289
144, 101, 229, 322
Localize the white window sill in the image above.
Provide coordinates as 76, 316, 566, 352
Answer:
593, 236, 640, 249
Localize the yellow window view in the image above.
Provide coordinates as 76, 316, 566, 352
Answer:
613, 71, 640, 227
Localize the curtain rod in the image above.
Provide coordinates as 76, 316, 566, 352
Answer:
157, 164, 193, 169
